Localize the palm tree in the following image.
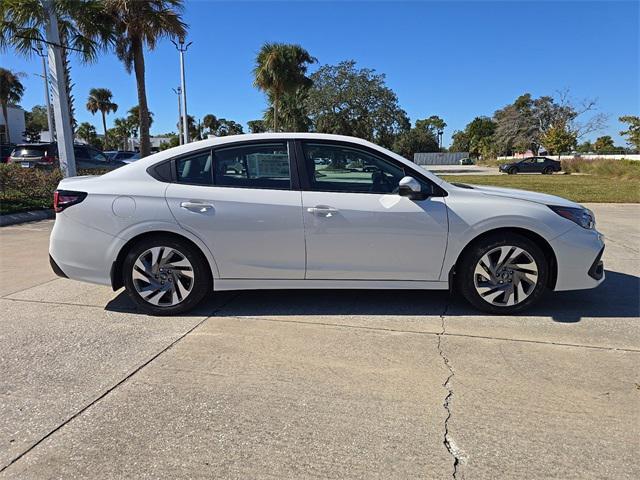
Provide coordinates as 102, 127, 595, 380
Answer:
104, 0, 186, 157
253, 43, 316, 132
0, 68, 25, 144
86, 88, 118, 144
127, 105, 154, 138
1, 1, 113, 134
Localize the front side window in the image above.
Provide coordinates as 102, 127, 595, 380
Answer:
176, 151, 213, 185
302, 143, 405, 194
213, 142, 291, 189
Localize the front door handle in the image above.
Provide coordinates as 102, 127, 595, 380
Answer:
307, 205, 338, 217
180, 201, 214, 213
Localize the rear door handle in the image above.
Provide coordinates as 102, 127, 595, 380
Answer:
180, 201, 214, 213
307, 205, 338, 216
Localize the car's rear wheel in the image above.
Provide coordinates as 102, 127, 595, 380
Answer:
457, 233, 548, 314
123, 235, 211, 315
542, 166, 552, 174
509, 167, 518, 174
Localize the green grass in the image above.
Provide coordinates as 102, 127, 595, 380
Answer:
439, 174, 640, 203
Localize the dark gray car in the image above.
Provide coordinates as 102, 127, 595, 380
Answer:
499, 156, 562, 174
9, 143, 126, 170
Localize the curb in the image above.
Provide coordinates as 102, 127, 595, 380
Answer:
0, 209, 54, 227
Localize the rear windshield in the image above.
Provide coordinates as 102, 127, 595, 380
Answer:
11, 147, 49, 157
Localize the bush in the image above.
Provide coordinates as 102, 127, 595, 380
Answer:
561, 158, 640, 180
0, 164, 108, 214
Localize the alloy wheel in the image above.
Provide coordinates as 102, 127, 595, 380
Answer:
473, 245, 539, 307
131, 246, 195, 306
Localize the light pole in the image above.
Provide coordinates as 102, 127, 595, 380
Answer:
32, 44, 55, 141
42, 0, 76, 177
172, 86, 183, 145
172, 35, 192, 144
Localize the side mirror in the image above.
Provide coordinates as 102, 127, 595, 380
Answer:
398, 176, 427, 200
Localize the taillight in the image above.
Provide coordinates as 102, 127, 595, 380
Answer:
53, 190, 87, 213
42, 155, 56, 163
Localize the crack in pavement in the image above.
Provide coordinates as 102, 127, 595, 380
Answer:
437, 297, 465, 479
0, 293, 242, 474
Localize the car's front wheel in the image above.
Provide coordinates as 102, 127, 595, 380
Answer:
457, 233, 548, 314
509, 167, 518, 175
122, 235, 211, 315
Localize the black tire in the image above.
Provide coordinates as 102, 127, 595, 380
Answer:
457, 233, 548, 314
509, 167, 518, 175
122, 235, 211, 316
542, 167, 552, 175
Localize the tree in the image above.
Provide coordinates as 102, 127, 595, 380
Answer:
0, 68, 24, 144
593, 135, 615, 153
392, 121, 439, 160
493, 91, 607, 155
263, 87, 311, 132
449, 116, 497, 158
576, 140, 593, 153
105, 0, 186, 157
76, 122, 101, 148
253, 42, 316, 131
449, 130, 470, 153
159, 134, 179, 150
247, 119, 267, 133
619, 116, 640, 150
416, 116, 447, 148
202, 114, 220, 136
306, 60, 410, 148
86, 88, 118, 144
540, 121, 577, 156
127, 105, 153, 138
24, 105, 49, 142
106, 116, 135, 150
217, 119, 244, 136
1, 1, 113, 135
201, 114, 244, 137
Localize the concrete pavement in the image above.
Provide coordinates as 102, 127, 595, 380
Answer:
0, 204, 638, 479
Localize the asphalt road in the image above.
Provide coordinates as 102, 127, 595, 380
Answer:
0, 204, 638, 479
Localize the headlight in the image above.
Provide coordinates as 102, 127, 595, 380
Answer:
548, 205, 595, 229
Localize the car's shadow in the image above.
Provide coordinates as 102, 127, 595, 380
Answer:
105, 269, 639, 323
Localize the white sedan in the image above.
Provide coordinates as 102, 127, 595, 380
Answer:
49, 133, 605, 315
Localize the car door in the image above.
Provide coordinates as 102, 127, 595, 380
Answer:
73, 146, 91, 168
298, 141, 449, 281
165, 141, 306, 279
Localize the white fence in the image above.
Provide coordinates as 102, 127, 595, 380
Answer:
497, 154, 640, 161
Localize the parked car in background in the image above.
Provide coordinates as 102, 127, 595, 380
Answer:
8, 143, 58, 168
49, 133, 604, 316
1, 143, 16, 163
105, 150, 138, 161
499, 156, 561, 175
8, 143, 127, 170
459, 157, 475, 165
123, 152, 141, 164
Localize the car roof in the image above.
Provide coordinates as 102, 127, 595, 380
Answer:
101, 133, 446, 186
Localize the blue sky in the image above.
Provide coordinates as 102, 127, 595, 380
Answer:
3, 0, 639, 146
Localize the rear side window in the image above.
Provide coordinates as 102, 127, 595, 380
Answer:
213, 142, 291, 190
176, 151, 213, 185
12, 147, 47, 157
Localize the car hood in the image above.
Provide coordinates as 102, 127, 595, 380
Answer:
458, 184, 581, 208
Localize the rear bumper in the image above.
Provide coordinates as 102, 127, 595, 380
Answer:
49, 212, 120, 286
49, 254, 68, 278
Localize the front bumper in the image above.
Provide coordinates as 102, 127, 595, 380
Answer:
549, 225, 605, 291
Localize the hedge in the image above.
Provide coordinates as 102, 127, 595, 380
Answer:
0, 164, 109, 215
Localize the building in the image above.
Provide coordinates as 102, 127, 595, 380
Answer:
0, 105, 26, 144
